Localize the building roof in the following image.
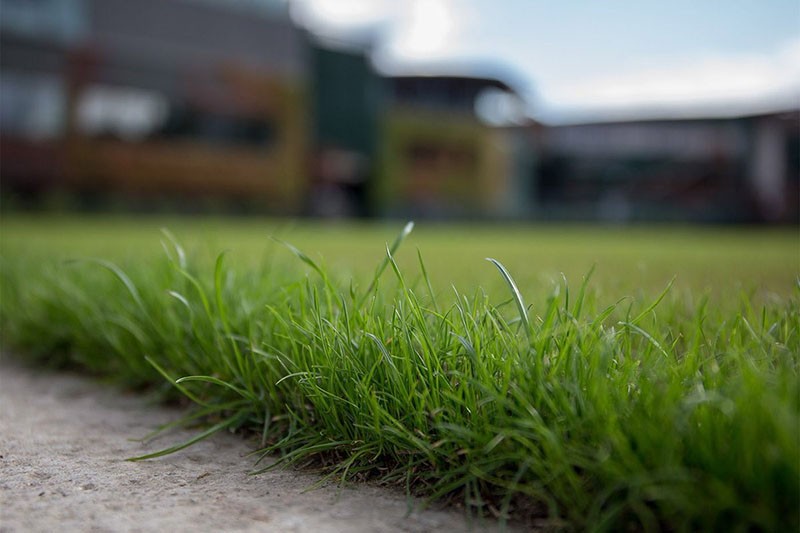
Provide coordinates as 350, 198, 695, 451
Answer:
386, 74, 518, 116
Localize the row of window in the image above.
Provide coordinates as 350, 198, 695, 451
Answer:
0, 72, 274, 147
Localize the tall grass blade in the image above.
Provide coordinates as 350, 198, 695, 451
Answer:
69, 258, 145, 311
486, 258, 530, 338
160, 228, 187, 269
631, 276, 675, 325
127, 410, 247, 461
176, 375, 258, 402
273, 238, 327, 281
417, 247, 439, 310
360, 221, 414, 305
144, 355, 209, 407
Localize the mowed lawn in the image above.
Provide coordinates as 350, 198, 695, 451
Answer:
1, 214, 796, 298
1, 214, 798, 531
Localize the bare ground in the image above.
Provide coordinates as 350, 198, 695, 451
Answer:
0, 357, 521, 532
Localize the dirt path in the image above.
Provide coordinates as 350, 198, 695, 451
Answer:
0, 358, 518, 532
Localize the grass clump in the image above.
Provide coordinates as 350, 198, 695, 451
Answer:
1, 222, 798, 531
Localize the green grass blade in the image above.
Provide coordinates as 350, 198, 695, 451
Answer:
417, 247, 439, 310
69, 258, 145, 311
127, 411, 247, 461
176, 375, 258, 402
160, 228, 187, 269
631, 276, 675, 325
144, 355, 209, 407
273, 238, 327, 281
360, 221, 414, 305
486, 257, 530, 338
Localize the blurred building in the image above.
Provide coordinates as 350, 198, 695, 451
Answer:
1, 0, 308, 212
1, 0, 797, 223
376, 75, 521, 219
307, 38, 380, 217
534, 111, 799, 223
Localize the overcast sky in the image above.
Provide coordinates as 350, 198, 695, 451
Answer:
291, 0, 800, 123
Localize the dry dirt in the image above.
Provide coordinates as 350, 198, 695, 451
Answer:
0, 357, 521, 532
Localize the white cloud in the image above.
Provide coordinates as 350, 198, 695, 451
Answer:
386, 0, 471, 62
293, 1, 799, 121
295, 0, 474, 66
292, 0, 397, 31
541, 37, 800, 119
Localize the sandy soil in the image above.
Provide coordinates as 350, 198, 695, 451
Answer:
0, 358, 520, 532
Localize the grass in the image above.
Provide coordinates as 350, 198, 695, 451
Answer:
1, 215, 798, 531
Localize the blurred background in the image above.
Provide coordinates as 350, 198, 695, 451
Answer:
1, 0, 798, 223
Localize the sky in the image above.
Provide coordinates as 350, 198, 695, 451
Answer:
291, 0, 800, 124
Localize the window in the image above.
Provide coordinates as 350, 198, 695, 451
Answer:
76, 85, 169, 141
0, 0, 87, 44
76, 84, 275, 147
0, 72, 65, 140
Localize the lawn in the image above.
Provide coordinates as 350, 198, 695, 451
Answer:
1, 214, 798, 531
2, 214, 796, 296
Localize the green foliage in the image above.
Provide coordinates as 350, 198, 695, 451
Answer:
1, 219, 798, 531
